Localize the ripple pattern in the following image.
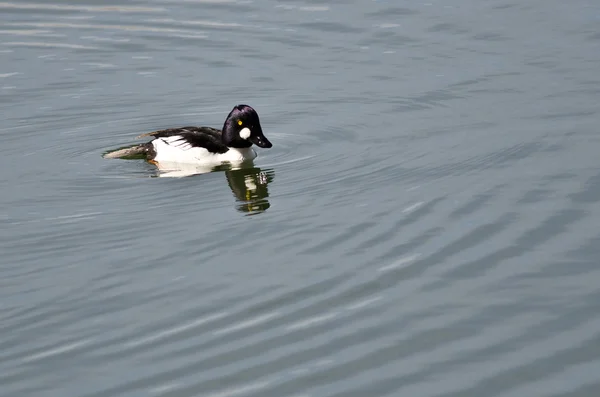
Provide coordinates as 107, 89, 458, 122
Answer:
2, 0, 600, 396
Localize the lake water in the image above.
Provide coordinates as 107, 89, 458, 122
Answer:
2, 1, 600, 396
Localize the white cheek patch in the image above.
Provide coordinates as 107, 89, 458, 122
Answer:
239, 127, 251, 140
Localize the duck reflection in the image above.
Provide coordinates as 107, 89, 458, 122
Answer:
152, 161, 274, 215
225, 166, 274, 215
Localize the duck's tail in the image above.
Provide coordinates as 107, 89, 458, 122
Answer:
103, 144, 150, 160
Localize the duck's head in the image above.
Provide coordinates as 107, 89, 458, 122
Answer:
222, 104, 272, 149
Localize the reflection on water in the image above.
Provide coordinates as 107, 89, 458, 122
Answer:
225, 166, 274, 215
155, 161, 274, 215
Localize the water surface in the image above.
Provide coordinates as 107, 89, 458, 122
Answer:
1, 1, 600, 396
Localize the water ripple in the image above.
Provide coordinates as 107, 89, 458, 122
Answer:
0, 2, 165, 13
2, 0, 600, 396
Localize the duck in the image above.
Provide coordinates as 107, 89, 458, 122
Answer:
103, 104, 272, 166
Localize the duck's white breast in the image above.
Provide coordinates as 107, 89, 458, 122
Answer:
151, 137, 256, 165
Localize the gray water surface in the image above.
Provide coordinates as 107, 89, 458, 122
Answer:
2, 1, 600, 396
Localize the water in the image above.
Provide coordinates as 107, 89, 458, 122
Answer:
1, 0, 600, 396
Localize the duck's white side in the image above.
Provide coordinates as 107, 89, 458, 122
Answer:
152, 135, 257, 165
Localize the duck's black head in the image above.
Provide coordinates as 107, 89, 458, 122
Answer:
222, 104, 273, 149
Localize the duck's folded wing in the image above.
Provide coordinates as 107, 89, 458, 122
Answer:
137, 126, 228, 154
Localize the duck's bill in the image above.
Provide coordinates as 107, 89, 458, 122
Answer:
250, 133, 272, 148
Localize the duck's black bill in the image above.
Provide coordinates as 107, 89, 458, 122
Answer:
250, 134, 272, 148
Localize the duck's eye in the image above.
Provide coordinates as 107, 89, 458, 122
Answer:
237, 120, 243, 126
